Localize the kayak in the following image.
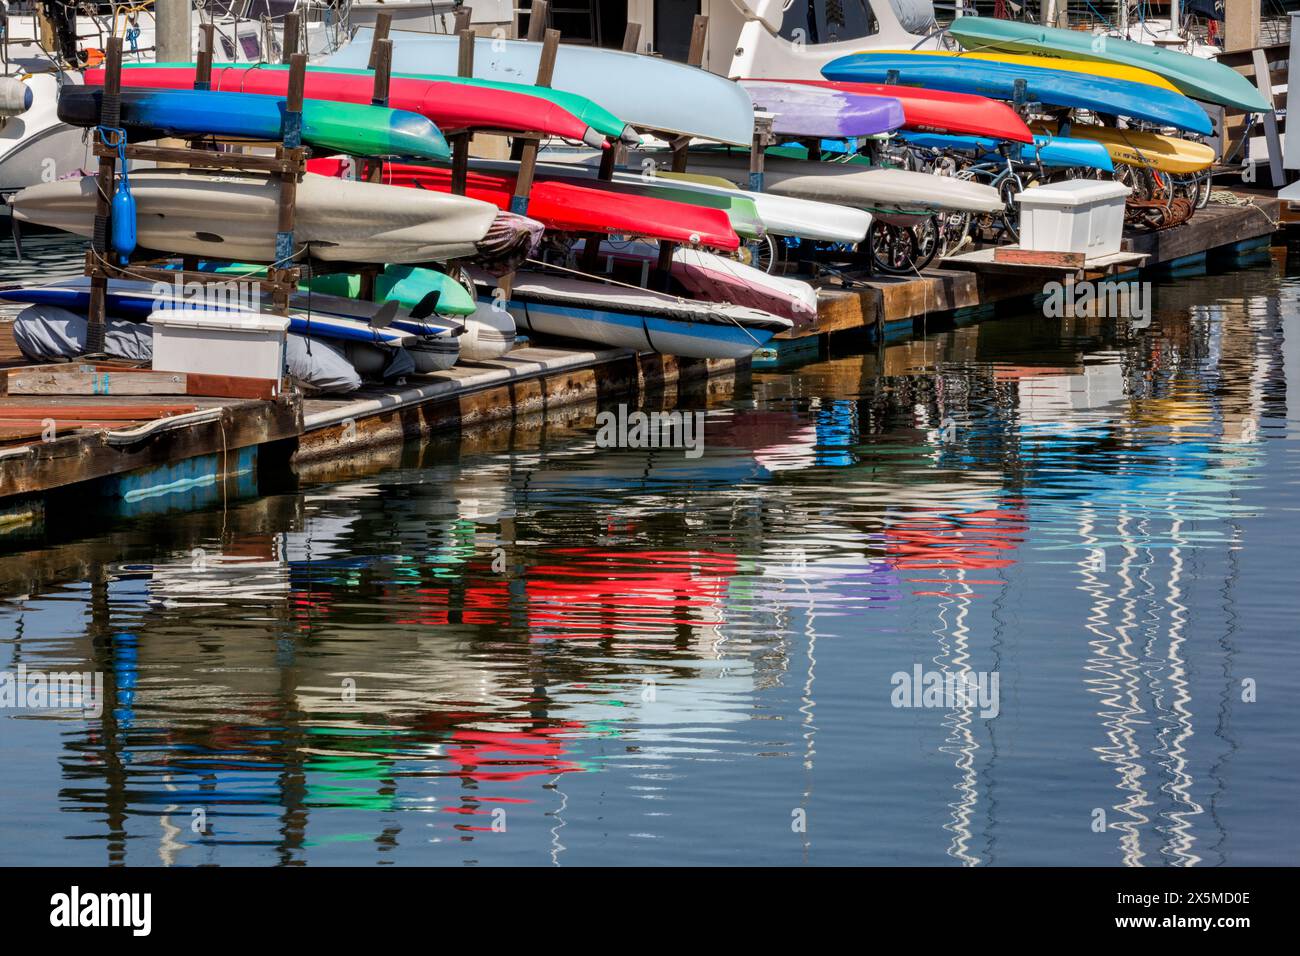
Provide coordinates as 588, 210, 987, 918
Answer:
381, 163, 741, 251
738, 79, 904, 138
58, 86, 451, 161
821, 52, 1214, 135
235, 62, 636, 144
12, 169, 499, 263
199, 260, 479, 315
777, 78, 1033, 143
947, 17, 1273, 113
899, 131, 1115, 172
85, 64, 615, 148
625, 148, 1006, 215
324, 27, 757, 146
1031, 121, 1215, 174
873, 49, 1180, 93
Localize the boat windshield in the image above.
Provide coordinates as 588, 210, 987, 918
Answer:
778, 0, 880, 44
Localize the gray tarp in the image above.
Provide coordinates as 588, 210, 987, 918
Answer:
12, 304, 364, 394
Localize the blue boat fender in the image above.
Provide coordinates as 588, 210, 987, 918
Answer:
102, 127, 136, 264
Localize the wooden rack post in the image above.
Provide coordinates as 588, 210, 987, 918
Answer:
271, 53, 308, 314
510, 28, 558, 216
453, 7, 472, 34
525, 0, 549, 41
85, 35, 124, 356
367, 12, 392, 69
195, 23, 214, 90
449, 28, 475, 196
282, 12, 300, 63
750, 115, 773, 192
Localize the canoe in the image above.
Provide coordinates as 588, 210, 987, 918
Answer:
381, 163, 741, 250
473, 270, 792, 360
58, 86, 451, 161
624, 149, 1006, 215
947, 17, 1273, 113
85, 65, 613, 148
779, 79, 1033, 143
1031, 122, 1215, 174
11, 169, 499, 263
899, 131, 1115, 172
323, 27, 757, 146
223, 62, 636, 144
873, 49, 1180, 93
821, 52, 1214, 135
738, 80, 904, 138
577, 239, 817, 324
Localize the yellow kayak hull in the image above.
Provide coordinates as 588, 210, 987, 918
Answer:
1032, 122, 1215, 173
871, 49, 1181, 94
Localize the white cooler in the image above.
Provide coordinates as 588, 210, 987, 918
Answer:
1013, 180, 1131, 257
149, 309, 289, 391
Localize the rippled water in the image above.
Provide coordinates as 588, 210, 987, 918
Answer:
2, 237, 1298, 866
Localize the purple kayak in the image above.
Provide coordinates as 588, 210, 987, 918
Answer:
740, 79, 904, 138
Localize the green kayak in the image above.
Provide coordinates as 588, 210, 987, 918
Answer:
201, 263, 476, 316
948, 18, 1273, 114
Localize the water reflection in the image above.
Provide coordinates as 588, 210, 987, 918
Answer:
1, 249, 1296, 866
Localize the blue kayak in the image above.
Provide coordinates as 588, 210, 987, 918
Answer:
822, 53, 1212, 135
58, 86, 451, 161
899, 131, 1115, 172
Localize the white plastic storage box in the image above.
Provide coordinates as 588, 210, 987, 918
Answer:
148, 309, 289, 391
1013, 180, 1131, 257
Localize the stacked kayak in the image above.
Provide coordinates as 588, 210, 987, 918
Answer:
738, 80, 904, 138
947, 17, 1274, 113
821, 51, 1213, 135
58, 86, 452, 160
900, 131, 1114, 173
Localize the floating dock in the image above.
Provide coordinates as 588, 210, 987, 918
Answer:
0, 193, 1286, 514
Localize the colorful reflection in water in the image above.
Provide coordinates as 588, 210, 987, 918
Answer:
1, 241, 1298, 865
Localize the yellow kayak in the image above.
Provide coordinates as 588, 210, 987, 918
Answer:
1031, 122, 1215, 173
871, 49, 1181, 94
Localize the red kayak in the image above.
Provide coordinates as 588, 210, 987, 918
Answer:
378, 162, 740, 251
780, 78, 1033, 144
85, 65, 609, 147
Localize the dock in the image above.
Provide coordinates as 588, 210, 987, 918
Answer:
0, 192, 1287, 517
756, 194, 1283, 363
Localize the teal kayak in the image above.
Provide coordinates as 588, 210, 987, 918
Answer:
948, 18, 1273, 114
198, 263, 477, 316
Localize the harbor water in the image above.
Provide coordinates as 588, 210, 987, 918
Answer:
1, 236, 1297, 866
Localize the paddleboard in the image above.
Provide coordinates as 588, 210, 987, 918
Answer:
739, 80, 904, 138
324, 27, 757, 146
58, 86, 451, 161
948, 17, 1274, 113
822, 52, 1213, 135
12, 169, 499, 264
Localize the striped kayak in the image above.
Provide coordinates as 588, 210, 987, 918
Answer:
86, 64, 616, 148
778, 79, 1033, 143
1030, 122, 1215, 174
872, 49, 1180, 93
899, 131, 1114, 172
948, 17, 1273, 113
58, 86, 451, 161
822, 52, 1213, 135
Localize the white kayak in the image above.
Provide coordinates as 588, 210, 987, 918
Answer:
11, 169, 500, 264
326, 27, 756, 146
471, 269, 792, 361
624, 149, 1004, 215
578, 239, 817, 325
